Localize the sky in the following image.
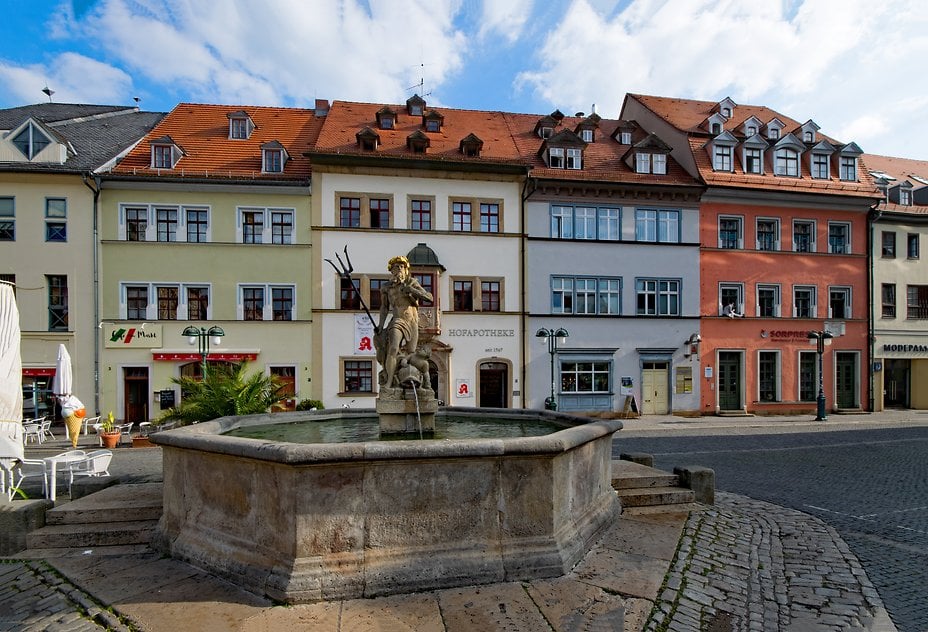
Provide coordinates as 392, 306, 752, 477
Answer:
1, 0, 926, 160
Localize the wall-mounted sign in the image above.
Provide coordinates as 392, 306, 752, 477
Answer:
455, 379, 473, 398
355, 314, 376, 355
104, 324, 163, 348
447, 328, 515, 337
882, 344, 928, 353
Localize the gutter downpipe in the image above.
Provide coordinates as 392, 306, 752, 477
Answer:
867, 202, 882, 412
520, 174, 537, 410
82, 173, 102, 416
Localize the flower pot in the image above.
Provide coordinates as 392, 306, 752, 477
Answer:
100, 432, 120, 449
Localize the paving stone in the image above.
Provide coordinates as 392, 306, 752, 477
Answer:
437, 583, 550, 632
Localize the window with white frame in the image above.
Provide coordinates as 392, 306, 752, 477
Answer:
719, 283, 744, 316
580, 128, 594, 142
829, 286, 851, 319
636, 278, 680, 316
230, 117, 249, 139
620, 131, 632, 144
774, 147, 799, 176
635, 152, 650, 173
758, 351, 780, 401
45, 198, 67, 242
551, 205, 621, 241
152, 144, 175, 169
635, 209, 679, 243
565, 148, 582, 169
744, 147, 763, 174
793, 286, 816, 318
718, 216, 743, 249
839, 156, 857, 181
263, 148, 284, 173
793, 220, 815, 252
120, 204, 210, 242
0, 197, 14, 241
12, 122, 51, 159
756, 284, 781, 317
900, 189, 912, 205
828, 222, 850, 254
811, 153, 830, 179
560, 360, 611, 394
756, 218, 779, 251
239, 284, 295, 321
713, 144, 733, 171
123, 206, 148, 241
652, 153, 667, 174
548, 147, 564, 168
551, 276, 621, 315
121, 282, 211, 320
124, 285, 148, 320
156, 207, 178, 242
237, 207, 294, 244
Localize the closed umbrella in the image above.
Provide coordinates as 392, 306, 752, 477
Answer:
53, 343, 83, 448
0, 281, 24, 465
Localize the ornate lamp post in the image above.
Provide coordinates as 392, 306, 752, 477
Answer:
182, 325, 225, 376
807, 330, 833, 421
536, 327, 569, 411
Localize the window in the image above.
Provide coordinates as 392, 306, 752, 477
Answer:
452, 201, 472, 231
152, 144, 174, 169
230, 117, 249, 139
548, 147, 564, 168
270, 211, 292, 244
47, 275, 68, 331
412, 273, 434, 307
828, 223, 850, 254
756, 284, 781, 317
829, 287, 851, 319
718, 217, 742, 249
580, 128, 594, 142
560, 361, 611, 394
811, 153, 830, 179
240, 285, 294, 321
758, 351, 780, 402
242, 287, 264, 321
45, 198, 67, 242
242, 210, 264, 243
552, 205, 621, 240
157, 286, 179, 320
263, 149, 283, 173
881, 231, 896, 258
552, 277, 573, 314
0, 197, 13, 241
598, 207, 620, 240
906, 285, 928, 319
187, 287, 209, 320
340, 197, 361, 228
900, 189, 911, 205
652, 154, 667, 174
774, 148, 799, 176
882, 283, 896, 318
839, 156, 857, 181
635, 153, 650, 173
453, 280, 473, 311
343, 359, 373, 393
12, 123, 51, 159
239, 207, 294, 243
799, 351, 817, 401
756, 219, 779, 251
156, 207, 178, 242
713, 145, 733, 171
564, 148, 581, 170
719, 283, 744, 316
551, 276, 621, 315
793, 286, 816, 318
636, 209, 679, 243
481, 281, 500, 311
636, 278, 680, 316
410, 199, 432, 230
425, 119, 440, 133
768, 127, 780, 140
620, 131, 632, 144
272, 287, 293, 321
908, 233, 919, 259
370, 199, 390, 229
269, 366, 296, 406
793, 221, 815, 253
340, 277, 361, 310
124, 206, 148, 241
369, 278, 387, 311
480, 203, 499, 233
186, 208, 208, 243
744, 147, 763, 174
125, 286, 148, 320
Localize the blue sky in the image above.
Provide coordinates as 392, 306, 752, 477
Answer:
2, 0, 926, 159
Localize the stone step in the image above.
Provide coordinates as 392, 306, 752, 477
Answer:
616, 486, 696, 508
611, 460, 679, 489
46, 482, 163, 525
11, 544, 154, 560
26, 519, 158, 549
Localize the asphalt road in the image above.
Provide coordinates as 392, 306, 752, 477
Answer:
614, 426, 928, 632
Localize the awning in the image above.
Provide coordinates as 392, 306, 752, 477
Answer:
23, 368, 56, 377
152, 352, 259, 362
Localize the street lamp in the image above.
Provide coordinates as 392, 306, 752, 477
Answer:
182, 325, 225, 376
536, 327, 569, 410
807, 330, 833, 421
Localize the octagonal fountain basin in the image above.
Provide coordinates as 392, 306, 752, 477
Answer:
151, 408, 623, 604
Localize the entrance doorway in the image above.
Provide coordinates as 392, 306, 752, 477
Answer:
884, 359, 910, 408
717, 351, 741, 411
478, 362, 508, 408
641, 362, 669, 414
123, 367, 149, 424
835, 352, 858, 409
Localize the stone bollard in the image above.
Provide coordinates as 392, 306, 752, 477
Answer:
673, 466, 715, 505
619, 452, 654, 467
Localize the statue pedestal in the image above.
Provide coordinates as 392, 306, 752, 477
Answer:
376, 387, 439, 435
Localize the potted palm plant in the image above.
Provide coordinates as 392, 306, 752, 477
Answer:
99, 411, 121, 449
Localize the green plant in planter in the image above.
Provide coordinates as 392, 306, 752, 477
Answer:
101, 411, 116, 433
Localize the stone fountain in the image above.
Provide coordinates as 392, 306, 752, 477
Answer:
151, 252, 622, 603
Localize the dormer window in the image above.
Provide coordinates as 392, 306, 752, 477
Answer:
543, 129, 585, 170
539, 126, 553, 139
804, 131, 814, 142
150, 136, 181, 169
261, 140, 288, 173
722, 107, 731, 118
710, 131, 738, 172
838, 142, 862, 181
711, 123, 721, 134
376, 107, 397, 130
356, 127, 380, 151
406, 94, 426, 117
407, 130, 429, 154
423, 110, 443, 133
12, 122, 51, 160
620, 131, 632, 144
565, 148, 582, 169
747, 126, 757, 136
548, 147, 564, 168
717, 97, 736, 119
635, 152, 650, 173
770, 129, 780, 139
227, 111, 255, 140
581, 128, 594, 142
900, 188, 911, 205
459, 134, 483, 158
811, 153, 830, 179
775, 147, 799, 176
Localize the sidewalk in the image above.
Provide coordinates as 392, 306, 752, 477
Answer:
3, 411, 916, 631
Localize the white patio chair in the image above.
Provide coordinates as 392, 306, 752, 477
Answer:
116, 422, 134, 446
67, 450, 113, 496
1, 458, 49, 500
23, 423, 43, 445
40, 418, 56, 441
81, 416, 101, 436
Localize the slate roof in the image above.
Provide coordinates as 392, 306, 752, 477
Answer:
0, 103, 165, 173
111, 102, 323, 182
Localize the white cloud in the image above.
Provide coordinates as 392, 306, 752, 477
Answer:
478, 0, 532, 44
0, 52, 132, 105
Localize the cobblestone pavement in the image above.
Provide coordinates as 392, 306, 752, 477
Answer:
0, 560, 129, 632
644, 493, 894, 632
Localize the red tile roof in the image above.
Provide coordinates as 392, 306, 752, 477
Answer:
111, 103, 322, 181
865, 153, 928, 215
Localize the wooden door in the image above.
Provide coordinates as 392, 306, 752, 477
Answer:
717, 352, 741, 410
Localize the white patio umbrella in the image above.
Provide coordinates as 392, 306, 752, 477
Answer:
52, 343, 72, 399
0, 281, 24, 462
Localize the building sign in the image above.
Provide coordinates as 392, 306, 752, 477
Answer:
882, 344, 928, 353
767, 330, 811, 340
355, 314, 376, 355
152, 352, 258, 361
447, 328, 515, 337
456, 379, 473, 398
620, 376, 633, 396
104, 324, 162, 348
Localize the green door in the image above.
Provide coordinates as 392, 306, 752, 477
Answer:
717, 352, 741, 410
835, 352, 857, 409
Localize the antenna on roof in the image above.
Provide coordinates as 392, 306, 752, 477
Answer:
406, 63, 432, 97
42, 85, 55, 102
133, 96, 141, 105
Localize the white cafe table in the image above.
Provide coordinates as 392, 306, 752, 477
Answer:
43, 452, 86, 502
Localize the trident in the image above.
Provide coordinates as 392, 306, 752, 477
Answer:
325, 246, 379, 332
